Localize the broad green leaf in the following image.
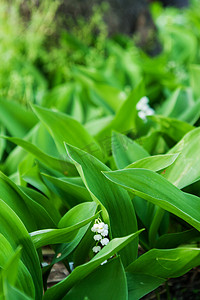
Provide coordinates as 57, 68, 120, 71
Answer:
32, 105, 103, 160
20, 186, 61, 225
70, 94, 84, 123
92, 83, 125, 113
136, 130, 161, 155
31, 228, 77, 249
1, 248, 33, 299
0, 171, 55, 231
52, 226, 89, 265
149, 115, 194, 141
73, 65, 108, 83
22, 165, 51, 198
0, 171, 37, 231
2, 123, 58, 176
103, 168, 200, 231
112, 131, 149, 169
41, 173, 91, 207
0, 99, 37, 138
163, 127, 200, 188
126, 153, 179, 172
0, 125, 5, 161
18, 153, 35, 186
95, 82, 145, 145
72, 222, 96, 268
63, 257, 128, 300
2, 282, 33, 300
1, 136, 76, 176
42, 83, 74, 110
162, 26, 196, 63
85, 116, 113, 137
1, 247, 22, 290
127, 248, 200, 279
127, 273, 164, 300
156, 229, 200, 249
130, 196, 149, 228
157, 87, 200, 124
31, 123, 59, 158
72, 67, 119, 114
157, 88, 181, 117
88, 89, 114, 115
0, 236, 34, 299
105, 40, 141, 87
58, 202, 97, 228
46, 203, 98, 267
0, 199, 43, 299
1, 127, 37, 176
190, 64, 200, 99
0, 234, 14, 267
43, 231, 142, 300
31, 210, 99, 248
65, 144, 138, 267
179, 100, 200, 125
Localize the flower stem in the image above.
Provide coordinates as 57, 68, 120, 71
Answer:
149, 206, 165, 248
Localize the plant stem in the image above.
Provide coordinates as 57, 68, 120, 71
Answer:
146, 202, 155, 227
165, 281, 171, 300
155, 288, 161, 300
149, 206, 165, 248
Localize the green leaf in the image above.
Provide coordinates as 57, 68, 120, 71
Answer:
1, 136, 77, 176
190, 64, 200, 99
126, 246, 200, 299
0, 236, 34, 299
31, 210, 99, 248
155, 229, 200, 249
1, 247, 22, 289
41, 173, 91, 208
126, 153, 179, 172
112, 131, 149, 169
43, 231, 142, 300
85, 116, 113, 137
163, 127, 200, 188
22, 164, 51, 198
32, 105, 103, 160
0, 99, 37, 138
46, 203, 98, 266
136, 130, 161, 154
19, 186, 61, 225
127, 273, 164, 300
0, 171, 55, 231
96, 83, 145, 144
0, 199, 43, 299
103, 168, 200, 231
42, 83, 74, 110
127, 247, 200, 279
65, 144, 138, 267
0, 125, 6, 161
58, 202, 97, 228
63, 257, 128, 300
156, 87, 200, 125
157, 88, 181, 117
149, 115, 194, 141
2, 282, 33, 300
72, 223, 96, 268
179, 98, 200, 125
92, 83, 125, 113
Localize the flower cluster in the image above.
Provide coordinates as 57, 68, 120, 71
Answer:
136, 96, 154, 121
91, 219, 109, 255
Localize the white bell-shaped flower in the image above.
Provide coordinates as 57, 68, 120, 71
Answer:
92, 246, 101, 253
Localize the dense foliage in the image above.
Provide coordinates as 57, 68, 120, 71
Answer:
1, 0, 200, 299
